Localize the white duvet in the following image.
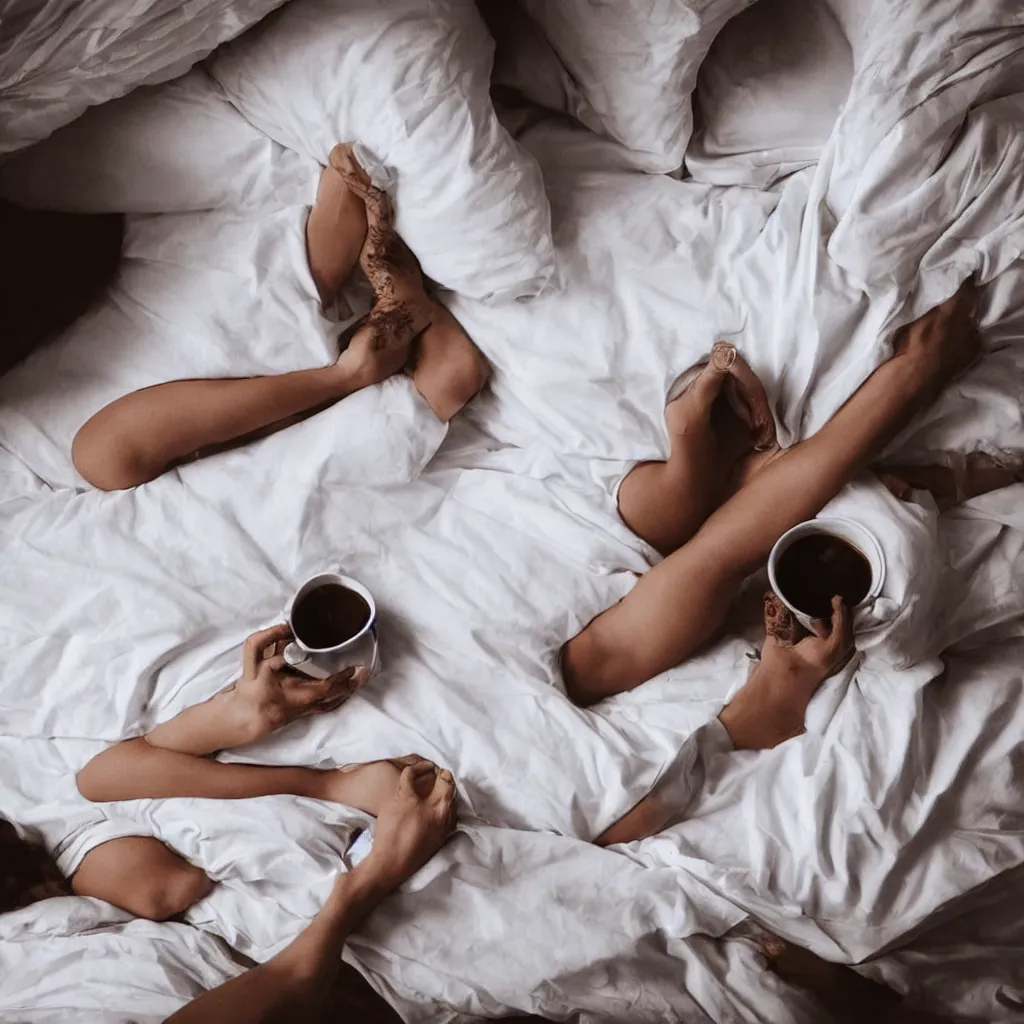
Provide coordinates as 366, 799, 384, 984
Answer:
2, 1, 1024, 1022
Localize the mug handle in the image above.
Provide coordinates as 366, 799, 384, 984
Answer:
283, 641, 316, 674
366, 626, 379, 676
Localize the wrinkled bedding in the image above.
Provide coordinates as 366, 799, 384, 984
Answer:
2, 0, 1024, 1021
0, 0, 287, 154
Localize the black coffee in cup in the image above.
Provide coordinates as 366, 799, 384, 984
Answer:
773, 533, 872, 620
291, 583, 371, 649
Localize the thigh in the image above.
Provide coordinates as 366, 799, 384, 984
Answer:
71, 835, 212, 921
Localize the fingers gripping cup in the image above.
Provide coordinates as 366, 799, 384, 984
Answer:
283, 573, 378, 679
768, 518, 886, 631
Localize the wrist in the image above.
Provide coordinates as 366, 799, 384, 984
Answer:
326, 861, 393, 916
326, 358, 368, 397
347, 853, 404, 898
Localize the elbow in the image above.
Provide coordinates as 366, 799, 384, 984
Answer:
560, 640, 603, 709
72, 415, 157, 491
76, 760, 106, 802
76, 739, 143, 802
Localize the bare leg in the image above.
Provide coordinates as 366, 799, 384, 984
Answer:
563, 284, 979, 706
618, 343, 778, 556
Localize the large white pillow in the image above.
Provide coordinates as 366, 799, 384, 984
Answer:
0, 69, 317, 215
208, 0, 556, 302
686, 0, 853, 188
0, 0, 288, 156
519, 0, 755, 172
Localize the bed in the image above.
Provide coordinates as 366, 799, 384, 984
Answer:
1, 0, 1023, 1020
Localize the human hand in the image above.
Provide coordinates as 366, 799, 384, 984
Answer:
760, 592, 854, 683
363, 760, 457, 892
229, 624, 370, 743
334, 308, 413, 391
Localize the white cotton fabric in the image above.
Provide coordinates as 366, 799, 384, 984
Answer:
0, 0, 287, 155
520, 0, 756, 172
2, 1, 1024, 1022
0, 896, 245, 1023
480, 0, 603, 134
687, 0, 853, 188
0, 69, 318, 214
207, 0, 556, 302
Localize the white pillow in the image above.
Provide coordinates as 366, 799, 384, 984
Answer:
687, 0, 853, 188
0, 0, 288, 156
478, 0, 602, 132
208, 0, 556, 302
519, 0, 755, 172
0, 69, 317, 214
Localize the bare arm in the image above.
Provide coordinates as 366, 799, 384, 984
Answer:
72, 364, 368, 491
165, 762, 457, 1024
165, 864, 388, 1024
76, 624, 369, 803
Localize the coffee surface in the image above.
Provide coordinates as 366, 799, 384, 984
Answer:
774, 533, 872, 620
292, 583, 370, 649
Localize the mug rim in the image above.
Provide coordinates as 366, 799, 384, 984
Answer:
287, 571, 376, 653
767, 516, 886, 623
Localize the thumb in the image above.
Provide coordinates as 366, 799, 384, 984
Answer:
808, 617, 831, 639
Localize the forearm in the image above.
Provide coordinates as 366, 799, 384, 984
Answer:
165, 863, 391, 1024
80, 364, 358, 470
77, 737, 331, 803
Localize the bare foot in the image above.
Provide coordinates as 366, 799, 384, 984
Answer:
306, 162, 368, 307
408, 303, 490, 422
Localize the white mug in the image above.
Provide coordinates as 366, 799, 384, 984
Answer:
767, 517, 886, 630
283, 572, 378, 680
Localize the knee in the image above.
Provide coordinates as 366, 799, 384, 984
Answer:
72, 416, 154, 491
122, 862, 214, 921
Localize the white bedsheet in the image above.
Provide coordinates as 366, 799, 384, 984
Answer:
2, 1, 1024, 1021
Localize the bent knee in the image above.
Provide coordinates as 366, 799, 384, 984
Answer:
72, 419, 157, 491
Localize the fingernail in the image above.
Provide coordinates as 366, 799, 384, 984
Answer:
712, 342, 736, 370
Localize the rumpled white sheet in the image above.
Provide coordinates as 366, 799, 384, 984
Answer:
2, 1, 1024, 1021
0, 0, 287, 155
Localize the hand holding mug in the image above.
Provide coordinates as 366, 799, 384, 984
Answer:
230, 623, 370, 743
